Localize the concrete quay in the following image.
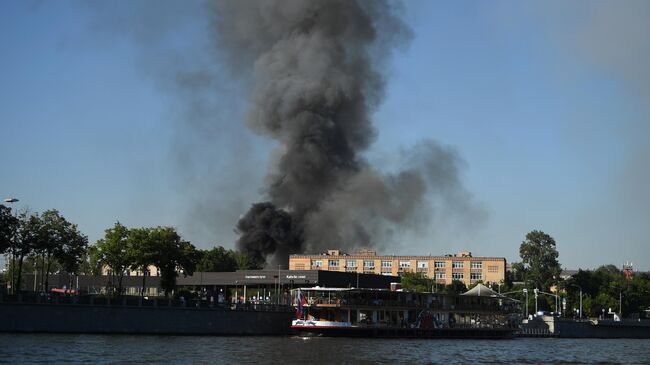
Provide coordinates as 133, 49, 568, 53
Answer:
520, 315, 650, 339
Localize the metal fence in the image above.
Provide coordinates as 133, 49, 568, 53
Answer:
0, 293, 291, 312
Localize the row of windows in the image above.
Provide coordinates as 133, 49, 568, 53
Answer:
449, 272, 483, 280
309, 260, 490, 270
305, 262, 488, 283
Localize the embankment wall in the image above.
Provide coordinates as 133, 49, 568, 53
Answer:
0, 302, 292, 335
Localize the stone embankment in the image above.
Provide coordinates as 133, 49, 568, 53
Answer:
0, 294, 293, 335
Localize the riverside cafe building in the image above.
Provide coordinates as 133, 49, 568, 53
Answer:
175, 270, 398, 305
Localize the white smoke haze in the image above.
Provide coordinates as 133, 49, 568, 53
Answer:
484, 0, 650, 267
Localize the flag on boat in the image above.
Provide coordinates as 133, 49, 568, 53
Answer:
296, 290, 307, 318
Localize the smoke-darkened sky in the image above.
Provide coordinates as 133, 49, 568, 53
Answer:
1, 0, 649, 270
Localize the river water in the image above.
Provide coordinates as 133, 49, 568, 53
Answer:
1, 334, 648, 364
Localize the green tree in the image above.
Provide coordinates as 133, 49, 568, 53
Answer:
517, 230, 562, 292
0, 204, 19, 292
148, 227, 199, 296
84, 245, 104, 276
197, 246, 238, 272
94, 222, 131, 295
400, 272, 433, 292
35, 210, 84, 292
445, 280, 468, 295
127, 227, 154, 296
233, 251, 263, 270
53, 218, 88, 275
0, 205, 18, 256
563, 265, 650, 318
13, 211, 40, 293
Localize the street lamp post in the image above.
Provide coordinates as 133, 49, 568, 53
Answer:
571, 284, 583, 319
4, 198, 19, 295
534, 288, 539, 314
278, 265, 282, 305
523, 289, 528, 317
619, 290, 622, 318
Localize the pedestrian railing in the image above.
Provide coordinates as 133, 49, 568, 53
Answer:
0, 293, 291, 312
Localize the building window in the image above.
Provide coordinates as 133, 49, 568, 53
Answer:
452, 261, 464, 269
435, 272, 446, 280
470, 272, 482, 281
294, 264, 305, 270
452, 272, 464, 280
488, 265, 499, 273
381, 260, 392, 268
417, 261, 428, 269
328, 259, 339, 267
312, 260, 323, 268
471, 262, 483, 269
398, 260, 411, 268
346, 260, 357, 268
434, 261, 446, 268
364, 260, 375, 268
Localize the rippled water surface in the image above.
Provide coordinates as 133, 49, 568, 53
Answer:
1, 334, 649, 364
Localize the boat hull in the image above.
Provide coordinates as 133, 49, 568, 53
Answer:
291, 325, 515, 339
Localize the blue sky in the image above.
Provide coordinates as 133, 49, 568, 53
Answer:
1, 1, 648, 270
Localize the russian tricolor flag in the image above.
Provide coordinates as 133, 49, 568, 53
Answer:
296, 290, 307, 318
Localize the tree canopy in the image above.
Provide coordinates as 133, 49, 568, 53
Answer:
400, 272, 433, 292
2, 208, 87, 293
93, 222, 131, 295
565, 266, 650, 318
148, 227, 199, 296
515, 230, 562, 291
0, 204, 18, 255
196, 246, 263, 272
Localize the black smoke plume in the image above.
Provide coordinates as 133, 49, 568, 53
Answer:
216, 1, 482, 266
77, 1, 483, 264
235, 202, 301, 268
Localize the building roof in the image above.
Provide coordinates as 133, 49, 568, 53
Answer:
462, 283, 500, 297
462, 283, 520, 302
290, 251, 505, 260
